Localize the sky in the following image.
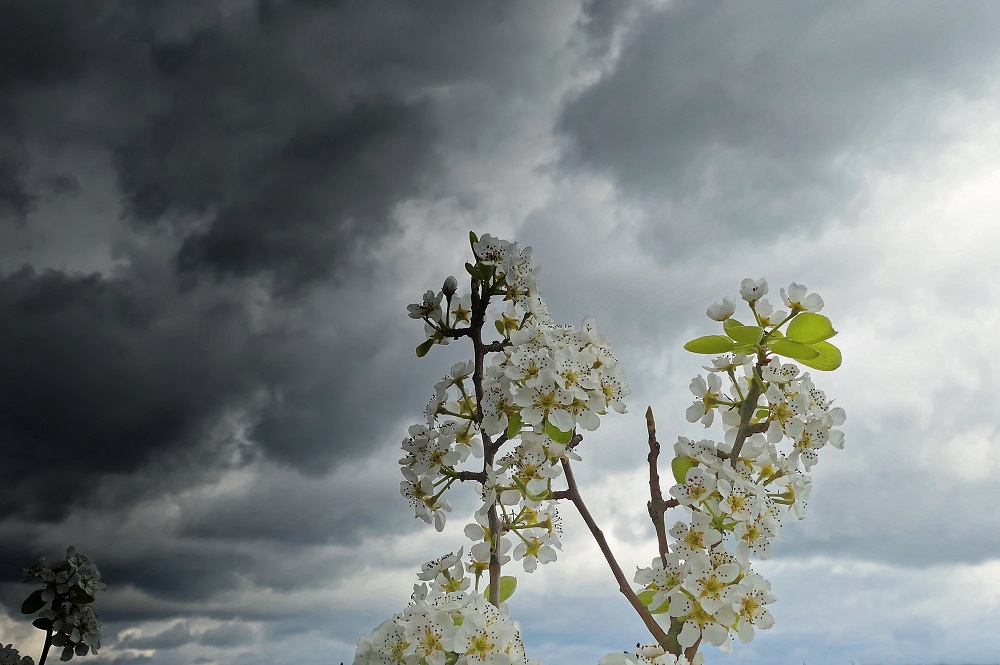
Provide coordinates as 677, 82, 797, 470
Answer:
2, 1, 1000, 664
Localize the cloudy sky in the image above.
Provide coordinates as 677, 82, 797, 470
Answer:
2, 1, 1000, 664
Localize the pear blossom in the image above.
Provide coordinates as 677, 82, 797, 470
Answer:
669, 467, 716, 507
634, 553, 686, 609
780, 282, 824, 313
669, 511, 722, 559
686, 374, 723, 427
512, 534, 558, 572
684, 552, 740, 615
408, 289, 444, 320
513, 384, 573, 431
738, 278, 768, 303
752, 298, 786, 327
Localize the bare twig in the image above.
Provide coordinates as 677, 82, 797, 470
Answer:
559, 458, 674, 651
645, 407, 672, 567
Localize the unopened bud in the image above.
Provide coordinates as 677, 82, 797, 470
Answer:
442, 275, 458, 298
706, 297, 736, 321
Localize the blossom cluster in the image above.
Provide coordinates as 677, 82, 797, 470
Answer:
21, 547, 106, 661
0, 645, 34, 665
629, 279, 845, 652
353, 551, 539, 665
364, 233, 846, 664
400, 234, 629, 579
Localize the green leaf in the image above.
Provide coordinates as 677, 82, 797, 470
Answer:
766, 338, 820, 360
726, 325, 764, 346
786, 313, 837, 344
465, 262, 481, 279
32, 617, 54, 631
21, 589, 46, 615
495, 319, 505, 335
637, 588, 670, 614
506, 412, 523, 439
469, 231, 479, 247
544, 420, 573, 444
797, 340, 843, 371
415, 338, 435, 358
683, 335, 736, 354
68, 587, 95, 605
671, 456, 697, 485
755, 408, 770, 420
722, 318, 748, 333
484, 576, 518, 603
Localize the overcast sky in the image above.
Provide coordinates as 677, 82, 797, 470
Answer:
2, 2, 1000, 664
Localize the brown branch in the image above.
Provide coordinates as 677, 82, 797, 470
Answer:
468, 275, 502, 608
560, 458, 674, 652
727, 354, 766, 461
453, 470, 487, 483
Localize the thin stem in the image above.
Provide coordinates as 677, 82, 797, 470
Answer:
560, 458, 674, 652
38, 627, 53, 665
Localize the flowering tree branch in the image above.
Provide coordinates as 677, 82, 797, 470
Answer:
366, 236, 845, 665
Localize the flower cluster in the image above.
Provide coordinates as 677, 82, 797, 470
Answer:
629, 279, 844, 652
353, 552, 539, 665
401, 233, 629, 578
21, 547, 106, 661
0, 645, 34, 665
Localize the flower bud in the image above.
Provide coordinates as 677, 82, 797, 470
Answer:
442, 275, 458, 298
706, 297, 736, 321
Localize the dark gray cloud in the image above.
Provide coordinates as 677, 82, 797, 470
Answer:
0, 3, 590, 662
0, 266, 259, 519
0, 0, 442, 288
559, 1, 1000, 247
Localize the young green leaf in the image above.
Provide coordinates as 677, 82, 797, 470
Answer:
544, 420, 573, 444
68, 587, 96, 605
786, 313, 837, 344
684, 335, 737, 354
415, 338, 435, 358
766, 338, 820, 360
726, 325, 764, 346
21, 589, 46, 615
32, 617, 54, 631
637, 588, 670, 614
797, 340, 843, 371
484, 576, 518, 603
671, 456, 697, 484
506, 412, 523, 439
723, 318, 748, 333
